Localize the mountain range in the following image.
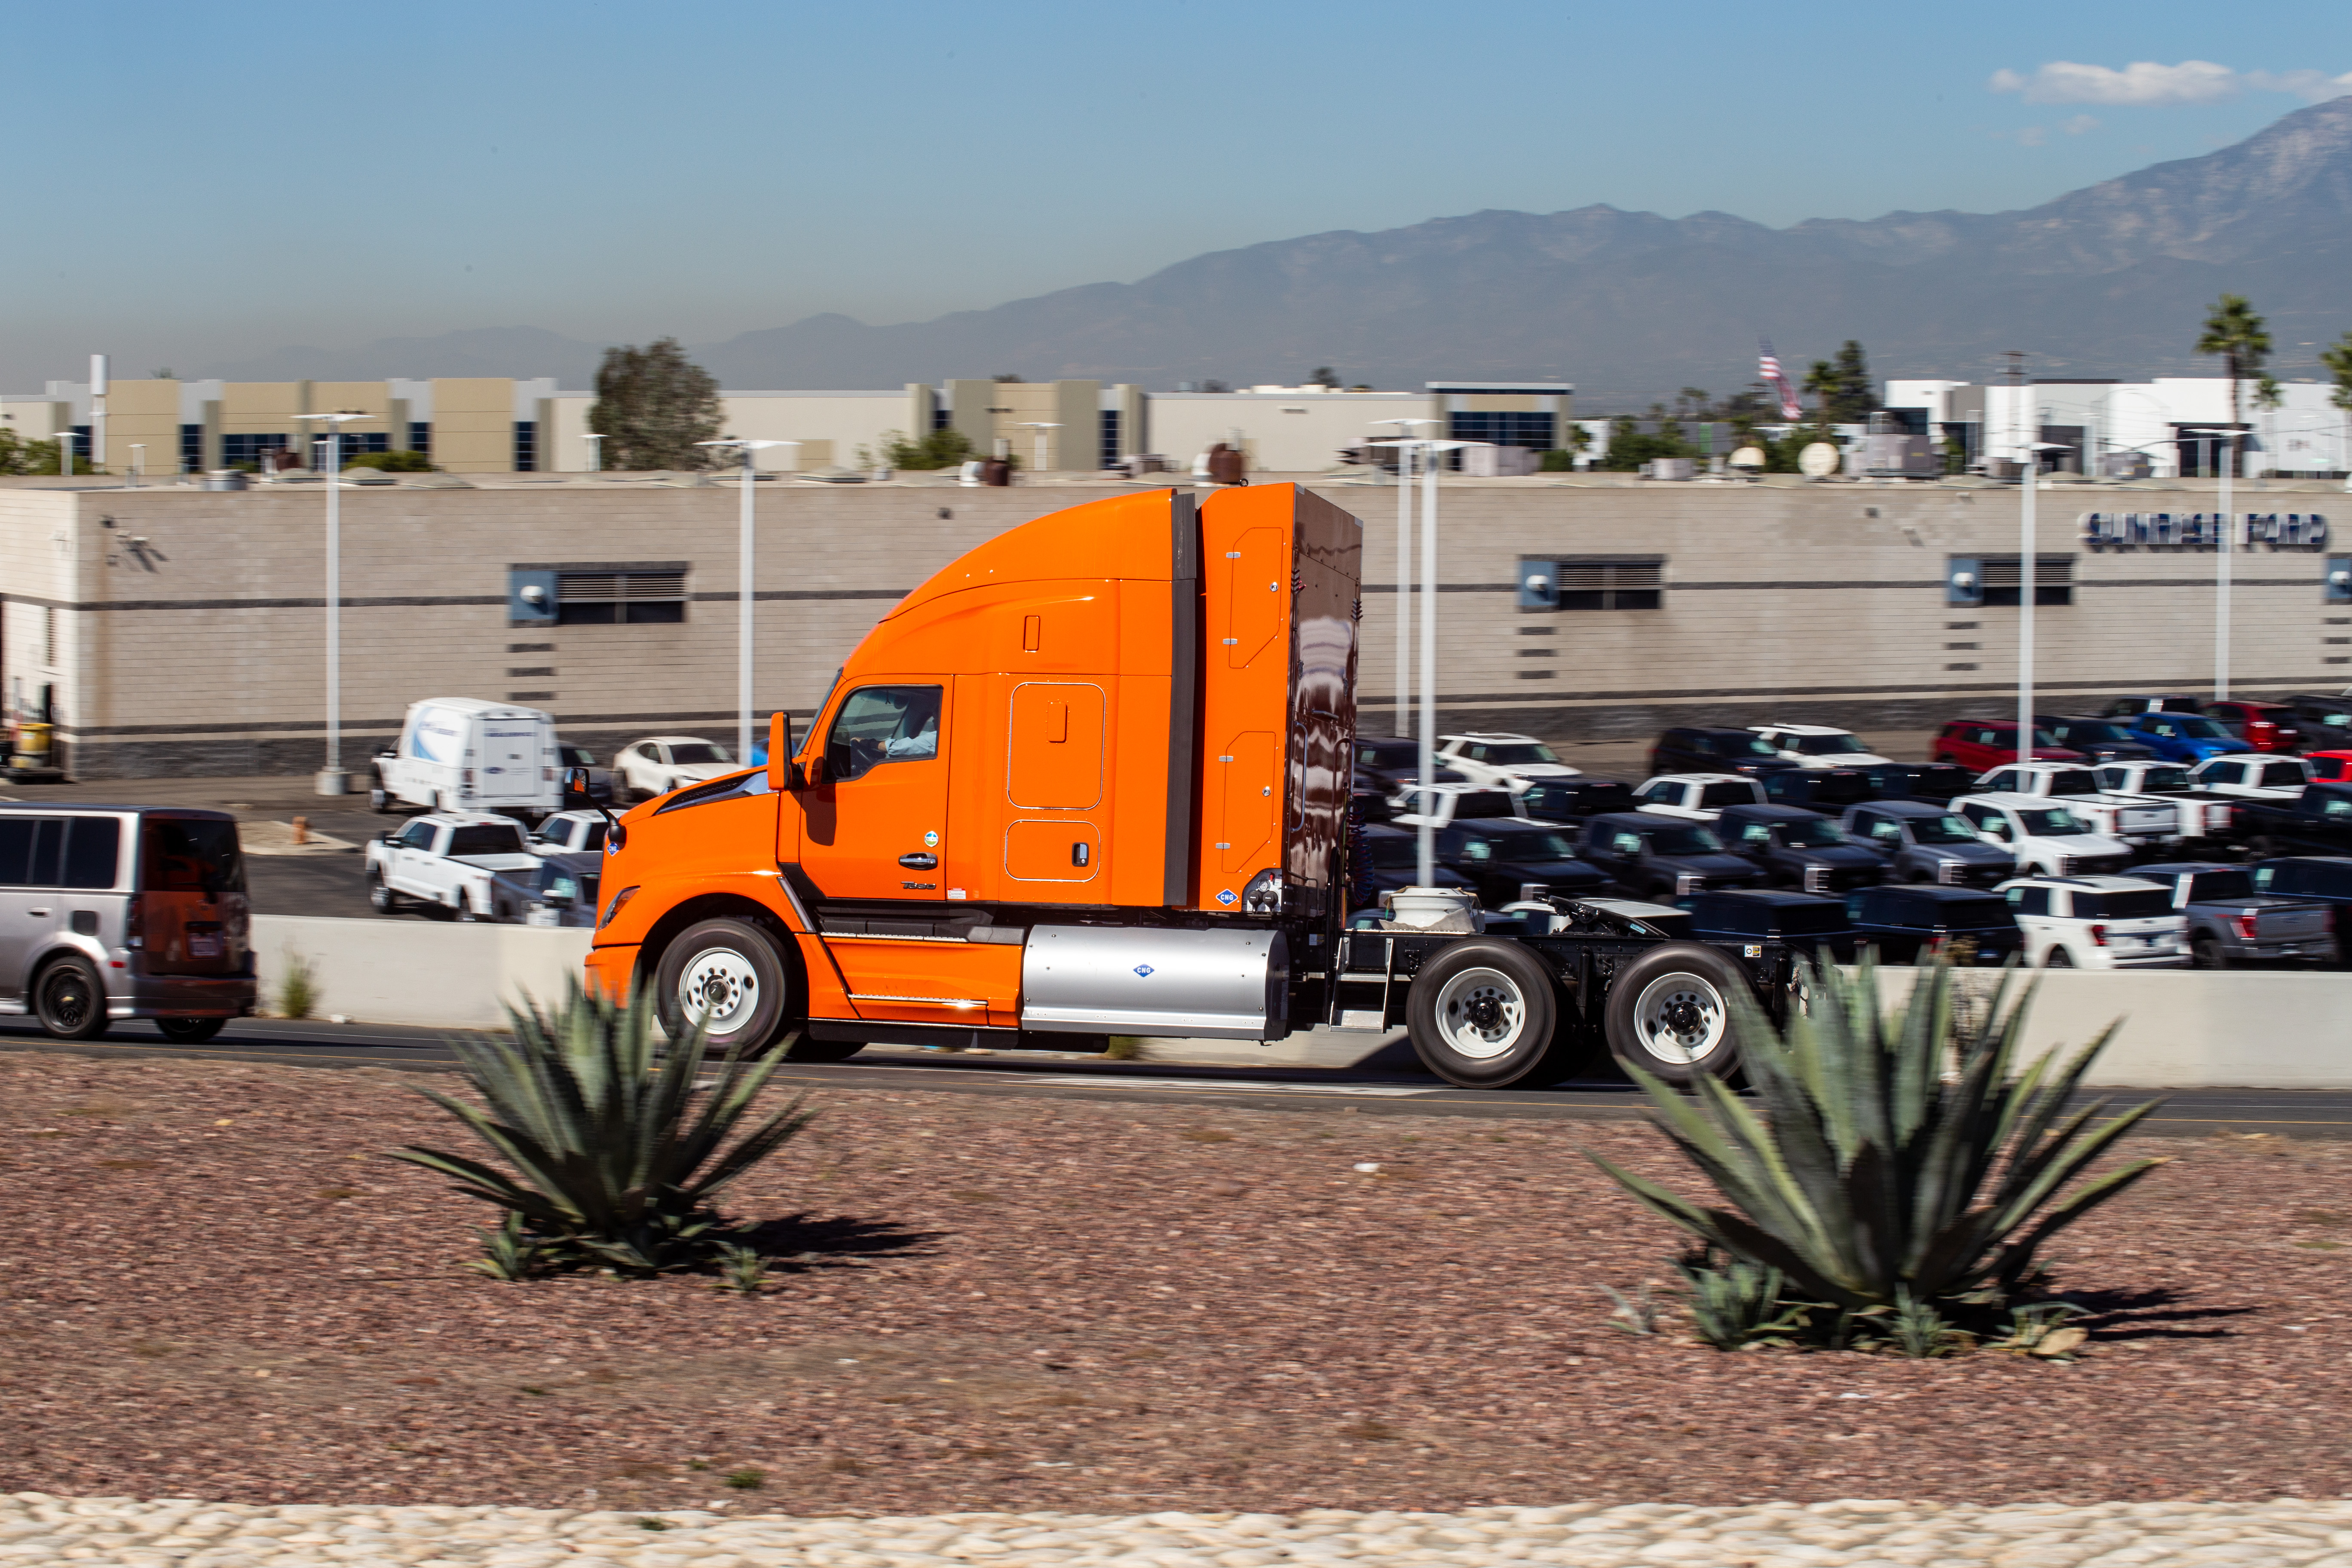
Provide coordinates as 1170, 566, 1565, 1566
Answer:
205, 98, 2352, 404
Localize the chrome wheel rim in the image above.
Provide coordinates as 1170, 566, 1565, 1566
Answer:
1432, 966, 1525, 1060
678, 946, 761, 1035
1632, 972, 1727, 1065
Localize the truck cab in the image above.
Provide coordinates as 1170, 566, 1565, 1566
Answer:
1634, 773, 1768, 821
1969, 761, 2180, 850
2191, 753, 2313, 801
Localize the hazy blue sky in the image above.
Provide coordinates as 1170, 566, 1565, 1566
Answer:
6, 0, 2349, 386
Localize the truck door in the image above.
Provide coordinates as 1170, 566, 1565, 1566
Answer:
799, 683, 949, 902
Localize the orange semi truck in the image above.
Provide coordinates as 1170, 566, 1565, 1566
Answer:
579, 484, 1785, 1089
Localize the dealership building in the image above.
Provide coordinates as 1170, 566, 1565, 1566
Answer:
0, 467, 2344, 780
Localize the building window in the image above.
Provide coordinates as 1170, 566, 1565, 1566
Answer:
1099, 409, 1120, 469
68, 426, 91, 461
514, 420, 537, 472
1980, 554, 2073, 607
408, 421, 432, 455
179, 424, 201, 473
1449, 410, 1556, 450
314, 432, 388, 466
1556, 559, 1664, 611
555, 570, 687, 625
931, 404, 951, 433
221, 433, 291, 470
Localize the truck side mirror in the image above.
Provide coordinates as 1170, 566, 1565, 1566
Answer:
562, 767, 595, 810
767, 711, 796, 792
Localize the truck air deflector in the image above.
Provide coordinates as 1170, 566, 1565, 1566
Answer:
1164, 491, 1203, 906
1019, 924, 1288, 1041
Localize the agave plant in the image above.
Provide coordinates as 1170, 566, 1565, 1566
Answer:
391, 979, 814, 1274
1590, 956, 2166, 1316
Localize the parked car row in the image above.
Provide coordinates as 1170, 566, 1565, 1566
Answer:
368, 696, 745, 819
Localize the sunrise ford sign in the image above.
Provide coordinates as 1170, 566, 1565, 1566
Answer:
2079, 511, 2330, 550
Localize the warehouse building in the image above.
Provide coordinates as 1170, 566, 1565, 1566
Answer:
0, 473, 2343, 779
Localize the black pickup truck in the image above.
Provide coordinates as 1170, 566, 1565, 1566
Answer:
2232, 781, 2352, 858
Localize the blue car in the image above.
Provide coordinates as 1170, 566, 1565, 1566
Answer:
2126, 711, 2243, 765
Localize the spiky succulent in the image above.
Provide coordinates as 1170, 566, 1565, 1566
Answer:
391, 979, 812, 1274
1590, 957, 2165, 1314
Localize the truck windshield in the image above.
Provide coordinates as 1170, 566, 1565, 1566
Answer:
1793, 733, 1868, 755
2259, 763, 2310, 789
1698, 782, 1759, 808
560, 744, 597, 767
1482, 743, 1560, 765
2134, 767, 2195, 792
140, 818, 245, 895
1487, 829, 1580, 859
449, 824, 527, 856
1645, 824, 1724, 854
1452, 792, 1519, 819
2046, 769, 2101, 796
1777, 818, 1846, 847
2015, 807, 2088, 835
1721, 734, 1780, 757
2169, 717, 2229, 739
2074, 890, 2174, 920
1912, 814, 1980, 845
2186, 870, 2253, 900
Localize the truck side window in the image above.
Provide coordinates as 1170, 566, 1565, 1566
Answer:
826, 685, 943, 782
2008, 886, 2050, 916
397, 821, 436, 850
1611, 831, 1642, 856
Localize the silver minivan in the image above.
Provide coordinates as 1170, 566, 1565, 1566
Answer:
0, 805, 257, 1041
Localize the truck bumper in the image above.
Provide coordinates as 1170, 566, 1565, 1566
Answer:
584, 943, 640, 1003
109, 973, 259, 1019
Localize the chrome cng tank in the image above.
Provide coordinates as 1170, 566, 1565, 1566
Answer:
1019, 925, 1289, 1041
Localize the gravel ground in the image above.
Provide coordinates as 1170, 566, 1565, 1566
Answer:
12, 1496, 2352, 1566
3, 1052, 2350, 1519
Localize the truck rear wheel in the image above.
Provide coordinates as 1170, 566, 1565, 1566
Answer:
655, 918, 792, 1057
1604, 943, 1748, 1086
1404, 940, 1563, 1090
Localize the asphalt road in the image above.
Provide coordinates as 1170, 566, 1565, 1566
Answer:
6, 1015, 2350, 1137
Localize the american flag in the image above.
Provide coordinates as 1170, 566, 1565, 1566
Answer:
1759, 339, 1803, 421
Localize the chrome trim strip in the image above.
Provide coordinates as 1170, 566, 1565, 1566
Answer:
846, 993, 988, 1009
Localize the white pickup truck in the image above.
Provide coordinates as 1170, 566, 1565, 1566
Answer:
364, 813, 543, 919
2190, 753, 2313, 802
1952, 793, 2135, 879
1969, 762, 2179, 850
2091, 760, 2242, 846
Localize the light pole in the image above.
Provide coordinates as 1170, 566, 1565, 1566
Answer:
2015, 440, 2070, 762
295, 411, 368, 794
2182, 426, 2237, 699
584, 433, 604, 474
89, 354, 107, 478
127, 444, 144, 489
1016, 422, 1060, 475
1371, 435, 1467, 887
695, 438, 797, 763
1369, 417, 1436, 739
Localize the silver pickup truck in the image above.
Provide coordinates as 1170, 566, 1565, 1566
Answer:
2131, 862, 2337, 968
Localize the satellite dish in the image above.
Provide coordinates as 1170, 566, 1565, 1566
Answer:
1728, 445, 1767, 471
1798, 442, 1841, 478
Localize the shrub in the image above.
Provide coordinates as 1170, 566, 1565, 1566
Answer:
276, 946, 319, 1020
1589, 956, 2165, 1333
390, 979, 814, 1275
345, 450, 435, 472
880, 427, 979, 470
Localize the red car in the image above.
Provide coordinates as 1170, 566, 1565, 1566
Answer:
2203, 700, 2303, 753
2306, 750, 2352, 784
1932, 719, 2088, 774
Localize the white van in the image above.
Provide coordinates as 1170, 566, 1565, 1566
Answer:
369, 699, 560, 818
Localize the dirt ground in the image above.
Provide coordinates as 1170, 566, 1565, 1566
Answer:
3, 1050, 2346, 1516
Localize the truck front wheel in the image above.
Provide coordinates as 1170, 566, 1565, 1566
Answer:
1405, 940, 1564, 1090
656, 918, 792, 1057
1605, 943, 1749, 1086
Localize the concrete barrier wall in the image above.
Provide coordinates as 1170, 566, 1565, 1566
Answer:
250, 916, 592, 1031
1864, 968, 2350, 1089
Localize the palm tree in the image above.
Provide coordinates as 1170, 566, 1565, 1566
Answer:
2195, 295, 2273, 476
2319, 330, 2352, 478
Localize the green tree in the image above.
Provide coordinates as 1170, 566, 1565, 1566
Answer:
586, 338, 723, 471
878, 427, 979, 470
1307, 366, 1340, 389
2320, 329, 2352, 473
1594, 414, 1697, 472
0, 430, 83, 475
1801, 341, 1875, 424
2195, 295, 2275, 471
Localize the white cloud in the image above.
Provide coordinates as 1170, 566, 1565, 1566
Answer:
1990, 59, 2352, 107
2062, 114, 2101, 135
2015, 125, 2049, 147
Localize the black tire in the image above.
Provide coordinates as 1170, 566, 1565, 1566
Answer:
1403, 939, 1566, 1089
2043, 945, 2073, 968
455, 896, 481, 923
369, 779, 393, 814
33, 957, 110, 1041
1603, 942, 1751, 1086
2190, 935, 2229, 970
654, 917, 793, 1057
784, 1036, 866, 1063
367, 870, 401, 914
156, 1017, 227, 1044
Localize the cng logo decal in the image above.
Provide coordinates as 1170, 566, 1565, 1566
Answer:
924, 830, 939, 847
1133, 965, 1154, 978
1216, 888, 1237, 906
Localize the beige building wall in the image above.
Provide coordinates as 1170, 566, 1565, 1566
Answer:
429, 378, 515, 472
0, 398, 67, 443
1148, 392, 1438, 473
99, 379, 181, 476
2, 476, 2343, 778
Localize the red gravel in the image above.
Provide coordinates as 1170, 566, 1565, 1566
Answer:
1, 1051, 2346, 1515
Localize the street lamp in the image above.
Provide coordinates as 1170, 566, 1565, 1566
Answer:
294, 411, 368, 794
583, 433, 604, 474
1369, 416, 1437, 739
127, 444, 144, 489
2180, 425, 2240, 699
695, 438, 799, 763
2015, 440, 2071, 763
1016, 422, 1060, 475
1370, 435, 1467, 888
